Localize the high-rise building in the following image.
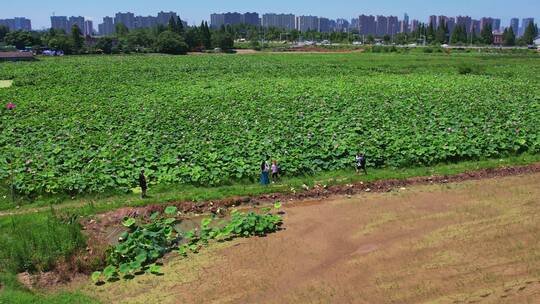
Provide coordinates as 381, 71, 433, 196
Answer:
358, 15, 376, 35
98, 16, 115, 36
262, 13, 295, 30
387, 16, 399, 35
226, 12, 243, 26
261, 14, 286, 29
510, 18, 519, 36
96, 11, 175, 35
480, 17, 494, 31
399, 21, 406, 33
335, 19, 350, 32
429, 15, 437, 28
0, 19, 14, 30
521, 18, 534, 36
210, 14, 225, 28
210, 12, 243, 28
51, 16, 69, 32
0, 17, 31, 31
115, 12, 135, 29
296, 15, 319, 32
410, 20, 419, 32
437, 16, 449, 29
350, 18, 359, 32
447, 17, 456, 33
84, 20, 93, 36
402, 13, 409, 33
69, 16, 85, 31
318, 17, 331, 32
456, 16, 472, 33
135, 16, 157, 29
376, 15, 388, 36
157, 11, 178, 26
492, 18, 501, 31
471, 20, 481, 34
243, 12, 259, 26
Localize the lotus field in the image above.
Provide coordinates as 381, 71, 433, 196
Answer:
0, 53, 539, 196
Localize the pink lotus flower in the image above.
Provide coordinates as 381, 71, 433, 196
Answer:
6, 102, 16, 110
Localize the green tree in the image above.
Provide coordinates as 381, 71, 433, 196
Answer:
469, 26, 478, 44
168, 16, 177, 33
115, 23, 129, 37
0, 25, 9, 42
95, 37, 113, 54
200, 21, 212, 49
48, 35, 73, 53
154, 24, 167, 36
127, 29, 154, 51
427, 22, 436, 43
71, 24, 84, 52
47, 27, 56, 38
184, 27, 201, 50
5, 31, 34, 49
212, 32, 234, 50
167, 16, 185, 36
435, 20, 449, 44
155, 30, 188, 54
522, 22, 538, 45
176, 17, 185, 35
450, 25, 467, 45
366, 35, 375, 44
503, 27, 516, 46
480, 23, 493, 45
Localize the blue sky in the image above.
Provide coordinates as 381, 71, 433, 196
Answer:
2, 0, 539, 29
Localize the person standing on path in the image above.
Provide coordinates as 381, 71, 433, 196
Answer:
260, 160, 270, 185
271, 160, 280, 182
355, 153, 367, 175
139, 169, 148, 198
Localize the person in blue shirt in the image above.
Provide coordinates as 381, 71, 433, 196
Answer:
355, 153, 367, 175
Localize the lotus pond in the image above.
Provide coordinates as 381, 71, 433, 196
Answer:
1, 52, 539, 198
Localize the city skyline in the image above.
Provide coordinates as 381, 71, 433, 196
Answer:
2, 0, 539, 29
2, 12, 536, 37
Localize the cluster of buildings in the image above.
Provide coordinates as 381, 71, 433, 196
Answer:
0, 11, 537, 40
0, 17, 32, 31
423, 16, 534, 36
49, 12, 183, 37
50, 16, 93, 36
210, 12, 351, 32
210, 12, 536, 38
96, 11, 185, 36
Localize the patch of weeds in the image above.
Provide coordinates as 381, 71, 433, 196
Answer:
91, 205, 180, 284
92, 202, 283, 285
457, 63, 485, 75
0, 211, 86, 273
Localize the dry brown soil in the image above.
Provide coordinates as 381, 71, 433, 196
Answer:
71, 172, 540, 304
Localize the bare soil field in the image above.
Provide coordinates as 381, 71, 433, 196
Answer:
66, 172, 540, 303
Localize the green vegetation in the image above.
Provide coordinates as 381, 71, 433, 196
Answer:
0, 51, 539, 303
92, 206, 180, 283
0, 211, 86, 273
1, 53, 539, 202
0, 284, 97, 304
0, 212, 92, 304
92, 204, 282, 284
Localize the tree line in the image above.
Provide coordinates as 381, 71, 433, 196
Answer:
0, 16, 234, 55
389, 20, 538, 46
0, 17, 538, 54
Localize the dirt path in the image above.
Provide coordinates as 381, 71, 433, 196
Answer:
75, 172, 540, 303
87, 163, 540, 227
2, 163, 540, 219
